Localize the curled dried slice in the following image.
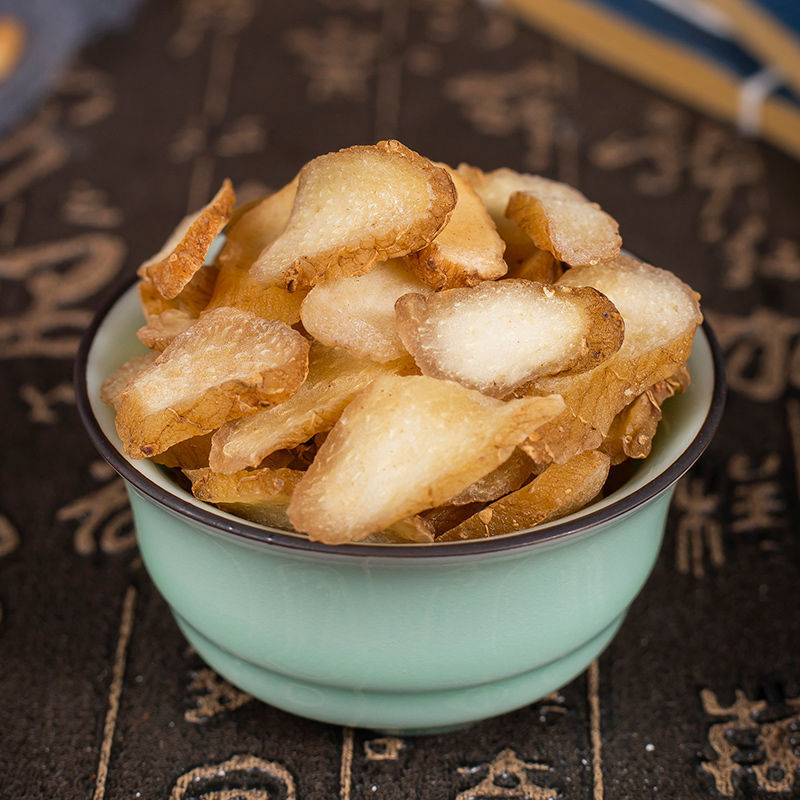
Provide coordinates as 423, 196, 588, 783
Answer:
116, 307, 310, 459
521, 255, 701, 465
136, 308, 195, 352
300, 260, 432, 362
209, 344, 410, 473
287, 374, 565, 544
404, 164, 507, 289
185, 466, 303, 529
439, 450, 610, 541
138, 179, 235, 299
507, 248, 563, 283
364, 517, 435, 544
100, 352, 157, 410
456, 164, 541, 267
505, 181, 620, 266
251, 140, 456, 289
151, 433, 213, 470
138, 264, 218, 323
446, 448, 535, 505
395, 280, 624, 397
601, 364, 690, 464
205, 178, 305, 324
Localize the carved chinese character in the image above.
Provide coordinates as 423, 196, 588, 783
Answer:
170, 0, 258, 57
673, 475, 723, 578
700, 688, 800, 795
364, 736, 404, 761
457, 749, 557, 800
19, 382, 75, 424
170, 754, 296, 799
184, 668, 253, 722
0, 513, 19, 558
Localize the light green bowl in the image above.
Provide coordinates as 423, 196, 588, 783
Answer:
76, 281, 725, 734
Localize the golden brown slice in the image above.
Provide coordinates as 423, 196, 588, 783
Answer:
138, 179, 235, 298
395, 280, 624, 398
100, 352, 158, 410
250, 141, 456, 289
300, 260, 432, 362
601, 364, 690, 464
404, 164, 507, 289
185, 466, 303, 529
151, 433, 213, 470
456, 164, 540, 267
505, 181, 620, 266
507, 248, 563, 283
439, 450, 611, 541
446, 448, 535, 505
138, 264, 218, 323
115, 307, 310, 459
364, 517, 436, 544
204, 178, 305, 324
209, 344, 411, 473
287, 374, 565, 544
521, 255, 701, 465
136, 308, 195, 352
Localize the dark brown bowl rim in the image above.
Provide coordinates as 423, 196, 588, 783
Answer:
75, 276, 726, 559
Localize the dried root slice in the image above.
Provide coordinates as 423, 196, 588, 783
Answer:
446, 448, 535, 505
209, 344, 410, 473
151, 433, 213, 470
100, 352, 157, 410
521, 255, 702, 464
287, 374, 565, 544
116, 307, 310, 459
136, 308, 195, 352
205, 179, 305, 324
138, 264, 218, 323
300, 260, 432, 362
519, 408, 603, 468
456, 164, 541, 267
364, 517, 435, 544
439, 450, 610, 541
185, 466, 303, 529
601, 364, 690, 464
507, 248, 563, 283
404, 164, 507, 289
138, 179, 235, 298
395, 280, 624, 398
251, 140, 456, 289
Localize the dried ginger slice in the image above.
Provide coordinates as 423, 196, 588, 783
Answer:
395, 280, 624, 398
404, 163, 507, 289
100, 352, 157, 410
138, 179, 235, 299
209, 343, 410, 473
300, 259, 432, 362
520, 255, 701, 465
136, 308, 195, 352
205, 178, 305, 324
115, 307, 310, 459
250, 140, 456, 290
456, 164, 540, 267
508, 248, 563, 283
446, 448, 535, 505
287, 374, 565, 544
186, 466, 303, 529
439, 450, 611, 541
505, 180, 620, 266
151, 433, 213, 470
601, 364, 690, 465
138, 264, 218, 323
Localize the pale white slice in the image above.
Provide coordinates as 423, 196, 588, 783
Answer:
209, 343, 410, 474
404, 164, 507, 289
521, 255, 702, 464
136, 308, 195, 352
100, 352, 157, 410
287, 374, 565, 544
395, 280, 623, 397
250, 140, 456, 289
115, 307, 310, 459
300, 259, 432, 362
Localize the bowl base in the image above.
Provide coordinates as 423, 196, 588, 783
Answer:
173, 610, 625, 734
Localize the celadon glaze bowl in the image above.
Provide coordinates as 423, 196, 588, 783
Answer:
76, 279, 725, 734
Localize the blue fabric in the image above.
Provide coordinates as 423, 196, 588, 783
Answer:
0, 0, 144, 135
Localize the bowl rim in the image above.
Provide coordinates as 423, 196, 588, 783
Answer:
75, 276, 726, 559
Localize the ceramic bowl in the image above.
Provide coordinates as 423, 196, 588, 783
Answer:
75, 279, 725, 734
